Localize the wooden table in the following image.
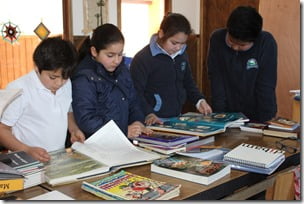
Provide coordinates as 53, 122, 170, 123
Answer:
8, 128, 301, 200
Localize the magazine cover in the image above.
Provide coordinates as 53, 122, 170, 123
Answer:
82, 170, 180, 200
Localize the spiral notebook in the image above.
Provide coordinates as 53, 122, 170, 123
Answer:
223, 143, 285, 170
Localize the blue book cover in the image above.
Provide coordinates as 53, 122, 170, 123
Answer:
148, 120, 226, 137
175, 112, 249, 128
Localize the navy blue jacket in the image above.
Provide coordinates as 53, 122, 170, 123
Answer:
130, 36, 205, 118
72, 55, 144, 138
207, 28, 277, 122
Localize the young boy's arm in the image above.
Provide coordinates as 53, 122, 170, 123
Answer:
68, 112, 85, 143
0, 123, 50, 162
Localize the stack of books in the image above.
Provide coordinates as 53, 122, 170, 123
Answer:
0, 151, 44, 189
133, 132, 200, 155
240, 117, 300, 139
148, 112, 249, 137
81, 170, 181, 200
0, 161, 24, 192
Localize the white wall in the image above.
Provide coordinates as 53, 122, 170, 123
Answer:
72, 0, 200, 35
72, 0, 117, 35
172, 0, 200, 34
0, 0, 63, 35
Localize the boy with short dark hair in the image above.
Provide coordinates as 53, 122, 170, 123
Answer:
207, 6, 277, 122
0, 37, 85, 162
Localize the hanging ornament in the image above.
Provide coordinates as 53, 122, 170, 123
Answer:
1, 21, 21, 44
34, 22, 50, 40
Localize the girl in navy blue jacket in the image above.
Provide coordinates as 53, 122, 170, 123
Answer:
130, 13, 212, 125
71, 24, 151, 139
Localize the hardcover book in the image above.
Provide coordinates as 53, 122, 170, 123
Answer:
267, 117, 300, 131
134, 133, 199, 147
0, 178, 24, 192
0, 151, 44, 189
44, 120, 161, 186
240, 122, 268, 134
223, 143, 285, 175
240, 122, 299, 139
81, 170, 181, 200
148, 112, 249, 137
151, 155, 230, 185
137, 143, 186, 155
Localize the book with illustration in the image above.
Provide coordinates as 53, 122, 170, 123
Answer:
147, 112, 248, 137
81, 170, 181, 200
151, 155, 230, 185
267, 117, 300, 131
0, 151, 44, 189
44, 120, 161, 186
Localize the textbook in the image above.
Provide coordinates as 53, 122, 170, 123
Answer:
223, 143, 285, 175
147, 112, 249, 137
0, 88, 22, 117
267, 117, 300, 131
151, 155, 230, 185
240, 122, 267, 134
82, 170, 181, 200
137, 143, 186, 155
44, 120, 161, 186
0, 151, 44, 189
240, 123, 299, 139
134, 132, 199, 147
136, 135, 215, 155
0, 178, 24, 192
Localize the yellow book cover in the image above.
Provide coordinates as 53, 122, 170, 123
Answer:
0, 178, 24, 192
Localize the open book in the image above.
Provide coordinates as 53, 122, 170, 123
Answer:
44, 120, 161, 186
147, 112, 249, 137
0, 89, 22, 117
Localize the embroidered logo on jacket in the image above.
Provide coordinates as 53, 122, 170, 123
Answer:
246, 58, 258, 70
180, 61, 186, 71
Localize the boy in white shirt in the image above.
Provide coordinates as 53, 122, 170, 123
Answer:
0, 37, 85, 162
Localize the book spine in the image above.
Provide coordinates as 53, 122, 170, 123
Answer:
0, 178, 24, 192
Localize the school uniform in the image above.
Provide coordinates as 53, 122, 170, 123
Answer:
130, 34, 205, 118
71, 55, 144, 138
1, 70, 71, 151
207, 28, 277, 122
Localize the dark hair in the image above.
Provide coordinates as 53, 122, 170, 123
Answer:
78, 23, 124, 63
33, 37, 77, 79
159, 13, 192, 42
227, 6, 263, 42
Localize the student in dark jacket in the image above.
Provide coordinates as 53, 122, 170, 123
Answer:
130, 13, 212, 125
207, 6, 277, 122
72, 23, 152, 139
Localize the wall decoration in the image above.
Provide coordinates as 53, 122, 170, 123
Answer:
34, 22, 50, 40
82, 0, 108, 34
1, 21, 21, 44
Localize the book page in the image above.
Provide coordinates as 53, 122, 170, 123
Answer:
0, 89, 22, 116
29, 190, 74, 200
72, 120, 160, 167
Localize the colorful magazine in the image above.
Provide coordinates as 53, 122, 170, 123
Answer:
81, 170, 181, 200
